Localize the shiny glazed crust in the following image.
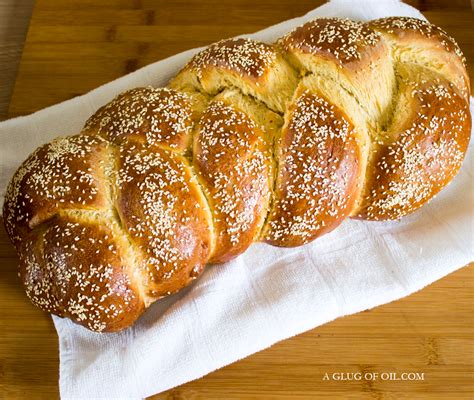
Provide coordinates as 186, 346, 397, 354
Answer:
3, 17, 471, 332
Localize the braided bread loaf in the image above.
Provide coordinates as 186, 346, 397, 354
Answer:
3, 17, 471, 332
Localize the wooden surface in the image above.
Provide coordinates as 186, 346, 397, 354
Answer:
1, 0, 473, 398
0, 0, 34, 120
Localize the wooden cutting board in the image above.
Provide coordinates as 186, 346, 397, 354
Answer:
1, 1, 473, 398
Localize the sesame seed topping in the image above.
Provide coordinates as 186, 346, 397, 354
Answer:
370, 17, 467, 67
356, 78, 469, 220
3, 135, 107, 245
116, 142, 212, 295
84, 87, 195, 151
264, 90, 359, 245
18, 215, 139, 333
194, 100, 271, 261
187, 38, 277, 80
280, 18, 381, 64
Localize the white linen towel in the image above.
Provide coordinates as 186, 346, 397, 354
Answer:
0, 1, 472, 399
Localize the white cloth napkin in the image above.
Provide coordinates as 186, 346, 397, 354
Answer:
0, 0, 473, 399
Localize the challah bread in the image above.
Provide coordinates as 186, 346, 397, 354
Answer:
3, 17, 471, 332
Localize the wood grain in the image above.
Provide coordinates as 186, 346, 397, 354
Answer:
1, 1, 473, 399
0, 0, 34, 120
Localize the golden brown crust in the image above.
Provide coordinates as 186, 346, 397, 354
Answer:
263, 89, 362, 246
3, 134, 110, 247
116, 142, 213, 297
279, 18, 395, 127
354, 77, 471, 220
279, 18, 382, 69
187, 38, 278, 83
194, 100, 272, 263
19, 214, 145, 332
369, 17, 467, 67
83, 87, 198, 152
369, 17, 470, 99
169, 38, 299, 113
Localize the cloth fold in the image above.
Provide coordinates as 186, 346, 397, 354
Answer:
0, 1, 472, 399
